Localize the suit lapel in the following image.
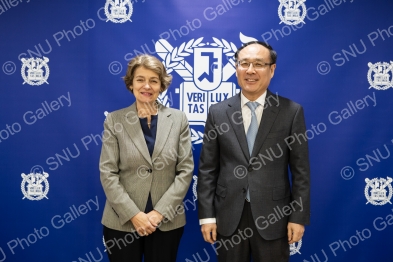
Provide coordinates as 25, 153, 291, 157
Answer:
152, 105, 173, 161
122, 103, 152, 165
251, 90, 280, 157
226, 94, 250, 160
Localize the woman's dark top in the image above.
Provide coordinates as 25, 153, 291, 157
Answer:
139, 115, 158, 213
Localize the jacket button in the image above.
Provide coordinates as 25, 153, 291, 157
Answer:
242, 188, 246, 193
148, 169, 152, 173
248, 165, 253, 172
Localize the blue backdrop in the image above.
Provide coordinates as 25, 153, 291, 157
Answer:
1, 0, 393, 261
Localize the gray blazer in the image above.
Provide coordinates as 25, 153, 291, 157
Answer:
198, 90, 310, 240
100, 102, 194, 232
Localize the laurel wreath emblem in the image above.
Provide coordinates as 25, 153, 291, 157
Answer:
278, 0, 307, 25
367, 62, 393, 90
157, 89, 172, 108
104, 0, 133, 23
210, 37, 238, 57
163, 37, 204, 74
192, 175, 198, 202
21, 57, 50, 86
21, 172, 50, 201
364, 177, 393, 206
290, 239, 302, 255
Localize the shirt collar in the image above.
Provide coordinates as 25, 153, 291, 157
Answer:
241, 90, 267, 108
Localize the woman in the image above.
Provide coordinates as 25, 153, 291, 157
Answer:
100, 54, 194, 261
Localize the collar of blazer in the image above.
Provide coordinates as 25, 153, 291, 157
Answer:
226, 89, 280, 160
122, 102, 173, 165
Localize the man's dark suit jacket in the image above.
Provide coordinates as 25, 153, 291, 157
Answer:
198, 89, 310, 240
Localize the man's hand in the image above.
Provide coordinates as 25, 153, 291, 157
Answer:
147, 210, 164, 227
287, 222, 304, 244
201, 223, 217, 244
130, 212, 156, 236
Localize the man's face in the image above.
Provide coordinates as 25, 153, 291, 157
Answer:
236, 44, 276, 101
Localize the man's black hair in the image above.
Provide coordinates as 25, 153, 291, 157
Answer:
234, 41, 277, 64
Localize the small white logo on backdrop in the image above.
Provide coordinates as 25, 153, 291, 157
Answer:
21, 166, 49, 201
105, 0, 133, 23
278, 0, 307, 25
365, 177, 392, 206
21, 57, 50, 86
367, 61, 393, 90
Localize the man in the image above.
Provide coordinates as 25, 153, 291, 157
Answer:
197, 41, 310, 262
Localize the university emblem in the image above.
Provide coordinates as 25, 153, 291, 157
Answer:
155, 35, 244, 144
367, 61, 393, 90
290, 239, 302, 255
21, 56, 50, 86
278, 0, 307, 25
21, 166, 49, 201
104, 0, 133, 23
365, 177, 393, 206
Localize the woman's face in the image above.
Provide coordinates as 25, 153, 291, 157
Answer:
131, 66, 161, 105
